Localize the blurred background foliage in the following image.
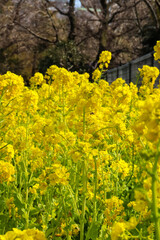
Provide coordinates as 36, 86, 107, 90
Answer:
0, 0, 160, 82
38, 40, 89, 75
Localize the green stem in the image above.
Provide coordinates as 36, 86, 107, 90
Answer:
152, 149, 160, 240
80, 158, 87, 240
62, 83, 66, 126
61, 187, 70, 240
75, 162, 79, 203
24, 113, 30, 229
83, 107, 85, 135
93, 156, 97, 222
25, 187, 29, 228
67, 185, 80, 220
80, 107, 87, 240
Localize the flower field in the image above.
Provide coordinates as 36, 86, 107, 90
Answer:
0, 42, 160, 240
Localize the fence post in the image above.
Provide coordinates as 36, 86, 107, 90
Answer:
106, 51, 160, 85
117, 67, 119, 78
129, 62, 132, 84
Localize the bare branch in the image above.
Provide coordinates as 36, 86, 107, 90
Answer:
80, 1, 96, 16
48, 2, 68, 16
114, 25, 138, 38
108, 0, 142, 24
76, 33, 98, 46
141, 0, 159, 29
13, 20, 55, 43
155, 0, 160, 8
13, 0, 24, 22
133, 0, 143, 34
43, 1, 59, 43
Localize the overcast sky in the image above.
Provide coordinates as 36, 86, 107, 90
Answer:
75, 0, 81, 8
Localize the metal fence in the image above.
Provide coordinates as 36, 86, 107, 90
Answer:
105, 51, 160, 87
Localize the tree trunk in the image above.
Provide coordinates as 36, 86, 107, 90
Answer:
68, 0, 76, 40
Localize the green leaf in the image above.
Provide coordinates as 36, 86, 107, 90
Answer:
86, 222, 100, 240
30, 208, 40, 216
0, 213, 8, 221
45, 228, 55, 237
13, 193, 25, 209
0, 200, 6, 212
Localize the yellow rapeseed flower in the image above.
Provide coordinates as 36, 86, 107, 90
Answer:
98, 51, 112, 64
0, 161, 15, 183
111, 222, 126, 240
0, 228, 46, 240
154, 40, 160, 61
29, 72, 45, 87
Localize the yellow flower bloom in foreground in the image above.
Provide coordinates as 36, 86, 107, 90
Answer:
154, 40, 160, 61
47, 164, 70, 186
0, 72, 24, 99
0, 143, 14, 162
24, 229, 46, 240
0, 236, 5, 240
126, 217, 138, 230
138, 65, 159, 87
0, 228, 46, 240
134, 94, 160, 143
29, 72, 45, 87
111, 222, 126, 240
111, 159, 130, 179
104, 196, 124, 226
92, 68, 101, 82
20, 89, 39, 112
0, 161, 15, 183
98, 51, 112, 64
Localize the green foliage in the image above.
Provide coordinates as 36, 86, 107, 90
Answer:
38, 41, 89, 74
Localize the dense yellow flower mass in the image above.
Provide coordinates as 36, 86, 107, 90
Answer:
29, 72, 45, 87
0, 46, 160, 239
154, 40, 160, 61
98, 51, 112, 64
0, 71, 24, 99
0, 161, 15, 183
139, 65, 159, 84
0, 228, 46, 240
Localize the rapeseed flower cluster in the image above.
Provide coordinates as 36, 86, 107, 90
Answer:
138, 65, 159, 93
92, 51, 112, 82
0, 161, 15, 183
0, 228, 46, 240
0, 42, 160, 239
154, 40, 160, 61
